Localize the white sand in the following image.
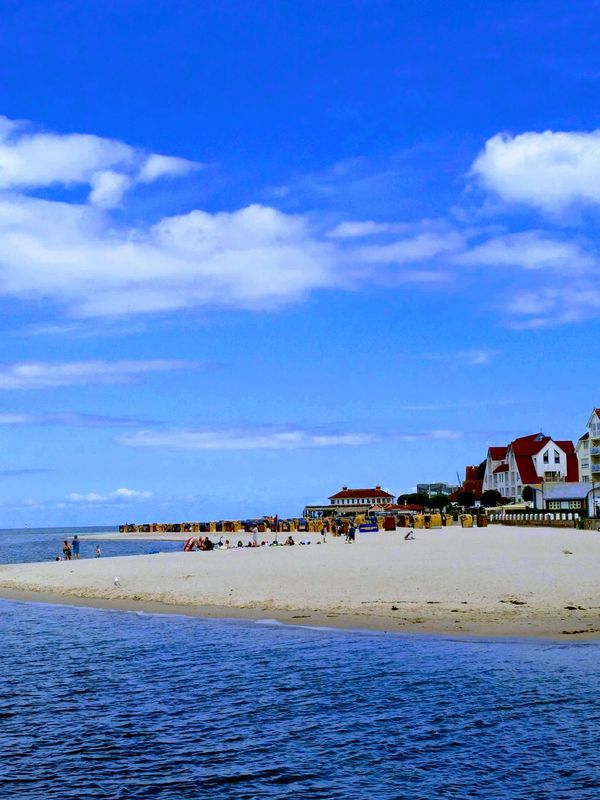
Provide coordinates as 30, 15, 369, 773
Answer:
1, 525, 600, 638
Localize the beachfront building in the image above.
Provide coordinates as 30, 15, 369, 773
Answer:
416, 482, 458, 496
576, 433, 591, 482
482, 433, 579, 502
303, 485, 394, 519
329, 486, 395, 507
532, 482, 600, 517
578, 409, 600, 484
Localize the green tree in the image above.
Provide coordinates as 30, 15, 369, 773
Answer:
480, 489, 502, 507
397, 492, 429, 507
522, 485, 534, 502
429, 493, 451, 510
456, 490, 476, 508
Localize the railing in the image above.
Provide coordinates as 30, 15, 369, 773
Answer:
592, 464, 600, 473
591, 447, 600, 455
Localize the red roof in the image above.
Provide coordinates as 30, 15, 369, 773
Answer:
511, 433, 550, 457
489, 446, 508, 460
394, 504, 424, 511
493, 463, 508, 474
515, 454, 540, 484
329, 486, 394, 500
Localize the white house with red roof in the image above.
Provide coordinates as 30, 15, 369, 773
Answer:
328, 486, 395, 507
482, 433, 579, 501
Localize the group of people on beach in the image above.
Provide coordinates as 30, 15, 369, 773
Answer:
57, 536, 101, 561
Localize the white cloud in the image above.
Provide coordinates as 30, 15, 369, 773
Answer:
423, 349, 496, 366
66, 487, 152, 504
328, 220, 410, 238
117, 426, 462, 451
89, 170, 133, 209
471, 130, 600, 211
0, 114, 199, 208
138, 154, 198, 183
117, 428, 376, 451
455, 231, 596, 273
0, 359, 193, 389
355, 231, 465, 265
507, 286, 600, 328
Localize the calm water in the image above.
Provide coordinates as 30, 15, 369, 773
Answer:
0, 600, 599, 799
0, 527, 182, 564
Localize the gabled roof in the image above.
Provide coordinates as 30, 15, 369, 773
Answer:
329, 486, 394, 500
488, 446, 508, 460
493, 463, 509, 474
514, 454, 541, 484
511, 433, 550, 457
579, 432, 589, 441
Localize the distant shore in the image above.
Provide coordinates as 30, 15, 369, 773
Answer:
2, 525, 600, 640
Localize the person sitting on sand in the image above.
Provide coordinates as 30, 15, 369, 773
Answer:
284, 535, 295, 546
404, 528, 415, 541
222, 539, 230, 549
203, 537, 214, 551
237, 540, 244, 548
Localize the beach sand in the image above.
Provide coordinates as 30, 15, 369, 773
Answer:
1, 525, 600, 639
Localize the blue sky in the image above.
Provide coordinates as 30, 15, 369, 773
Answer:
0, 1, 599, 526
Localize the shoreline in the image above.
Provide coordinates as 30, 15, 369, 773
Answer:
3, 525, 600, 641
0, 586, 599, 641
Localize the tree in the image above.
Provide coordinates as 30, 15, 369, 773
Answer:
522, 486, 534, 502
429, 493, 451, 510
456, 490, 476, 508
480, 489, 502, 508
397, 492, 429, 507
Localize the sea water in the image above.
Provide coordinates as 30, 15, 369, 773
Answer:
0, 527, 182, 564
0, 600, 599, 799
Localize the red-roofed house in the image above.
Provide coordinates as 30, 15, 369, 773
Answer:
329, 486, 395, 507
482, 433, 579, 500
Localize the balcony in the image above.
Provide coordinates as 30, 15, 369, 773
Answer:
591, 447, 600, 455
592, 465, 600, 473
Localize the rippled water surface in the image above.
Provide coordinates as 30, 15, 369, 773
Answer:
0, 601, 599, 799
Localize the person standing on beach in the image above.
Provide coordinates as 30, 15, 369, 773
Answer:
72, 535, 80, 559
251, 525, 258, 547
95, 545, 101, 558
63, 540, 71, 560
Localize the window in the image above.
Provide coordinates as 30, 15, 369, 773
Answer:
569, 500, 581, 509
554, 450, 560, 464
543, 451, 549, 464
548, 501, 561, 510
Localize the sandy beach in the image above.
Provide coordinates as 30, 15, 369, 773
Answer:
1, 524, 600, 639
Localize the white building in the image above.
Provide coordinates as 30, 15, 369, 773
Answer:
482, 433, 578, 501
577, 409, 600, 483
329, 486, 395, 507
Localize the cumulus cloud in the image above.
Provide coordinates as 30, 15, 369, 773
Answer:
471, 130, 600, 211
0, 360, 193, 390
0, 114, 199, 207
507, 286, 600, 328
66, 487, 152, 504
